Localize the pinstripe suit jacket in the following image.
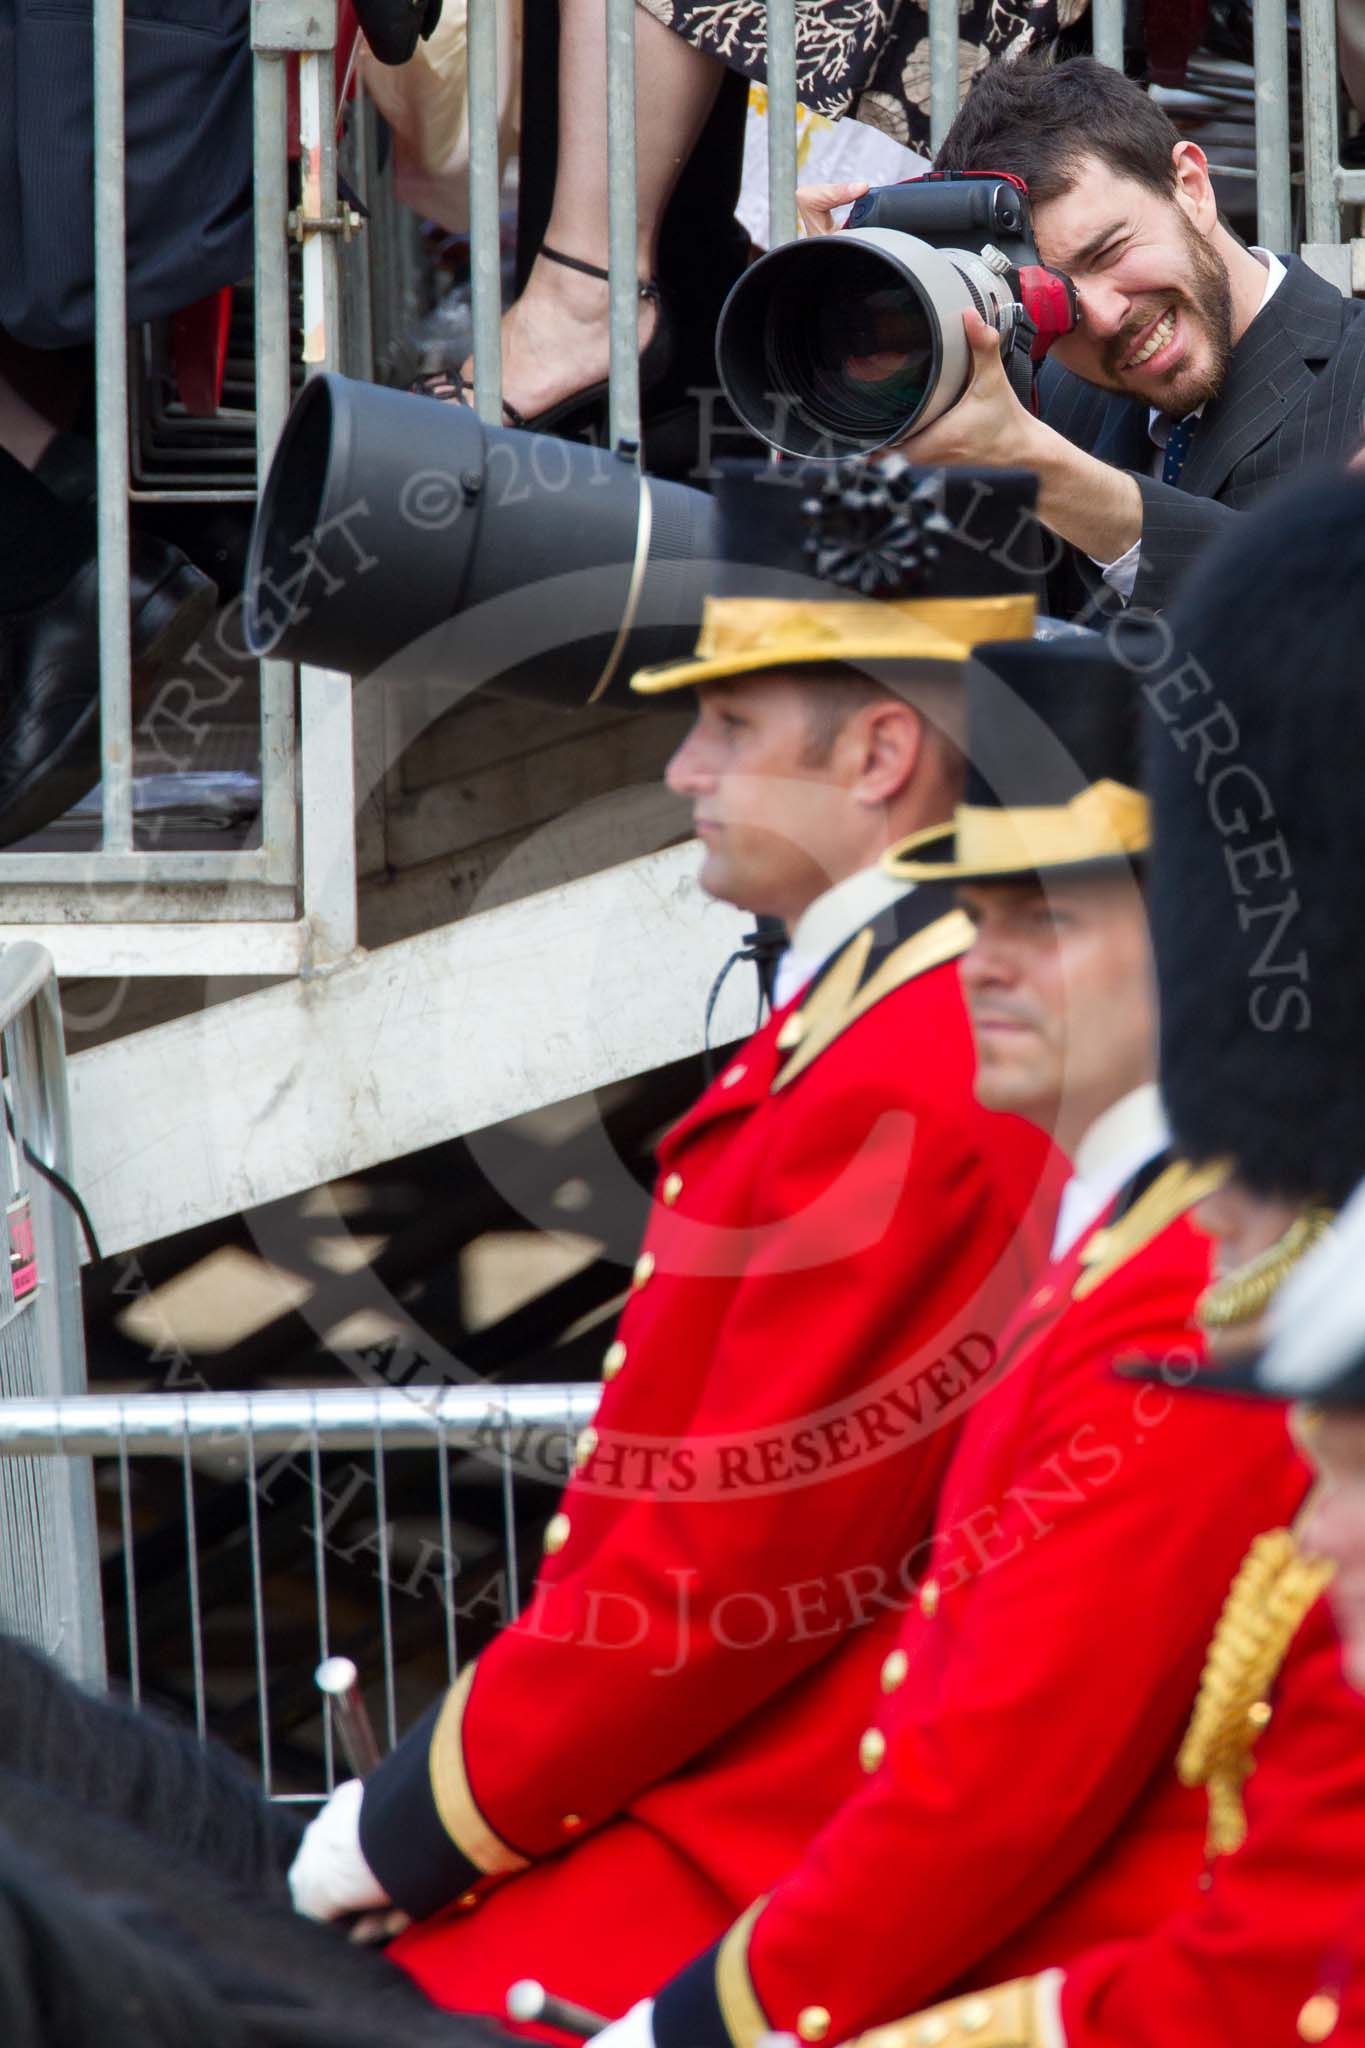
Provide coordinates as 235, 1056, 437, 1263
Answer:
1036, 256, 1365, 614
0, 0, 252, 348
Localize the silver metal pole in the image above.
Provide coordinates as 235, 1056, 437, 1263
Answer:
507, 1982, 609, 2038
467, 0, 505, 423
251, 36, 299, 889
287, 5, 357, 954
1299, 0, 1343, 247
315, 1655, 384, 1775
766, 0, 799, 249
1090, 0, 1125, 73
252, 51, 292, 460
1252, 0, 1292, 252
607, 0, 643, 454
298, 38, 343, 374
0, 1384, 601, 1457
93, 0, 135, 853
0, 946, 106, 1689
928, 0, 961, 154
299, 665, 359, 965
343, 84, 377, 381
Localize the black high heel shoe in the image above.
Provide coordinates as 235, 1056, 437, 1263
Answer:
411, 244, 672, 444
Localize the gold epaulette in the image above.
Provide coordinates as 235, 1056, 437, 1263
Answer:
1072, 1158, 1228, 1301
1197, 1205, 1334, 1331
1178, 1524, 1335, 1858
773, 912, 972, 1093
847, 1979, 1044, 2048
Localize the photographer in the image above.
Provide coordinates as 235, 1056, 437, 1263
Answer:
799, 57, 1365, 615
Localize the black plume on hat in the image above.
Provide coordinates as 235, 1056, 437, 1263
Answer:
707, 458, 1046, 602
1146, 467, 1365, 1205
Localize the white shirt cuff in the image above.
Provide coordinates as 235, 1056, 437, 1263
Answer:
593, 1999, 656, 2048
1090, 539, 1141, 600
1034, 1969, 1068, 2048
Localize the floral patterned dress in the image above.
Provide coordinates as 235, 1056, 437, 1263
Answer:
638, 0, 1091, 148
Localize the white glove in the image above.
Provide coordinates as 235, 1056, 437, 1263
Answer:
288, 1777, 393, 1922
592, 2000, 657, 2048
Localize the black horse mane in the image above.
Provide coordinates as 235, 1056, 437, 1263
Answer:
0, 1637, 509, 2048
0, 1633, 303, 1888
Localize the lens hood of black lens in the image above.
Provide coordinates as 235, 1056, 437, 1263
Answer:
245, 373, 484, 674
244, 374, 719, 707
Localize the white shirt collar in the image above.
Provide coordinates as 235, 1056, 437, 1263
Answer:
772, 867, 914, 1013
1148, 247, 1287, 446
1050, 1082, 1170, 1260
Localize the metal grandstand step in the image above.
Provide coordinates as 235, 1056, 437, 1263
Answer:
130, 275, 305, 498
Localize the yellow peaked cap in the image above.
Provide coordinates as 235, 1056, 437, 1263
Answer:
630, 594, 1037, 693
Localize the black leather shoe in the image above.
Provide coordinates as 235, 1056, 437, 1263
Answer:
0, 535, 218, 849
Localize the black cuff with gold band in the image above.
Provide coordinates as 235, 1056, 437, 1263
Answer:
358, 1663, 529, 1919
653, 1903, 770, 2048
358, 1699, 480, 1917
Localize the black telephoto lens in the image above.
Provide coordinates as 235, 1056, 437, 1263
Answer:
244, 374, 719, 709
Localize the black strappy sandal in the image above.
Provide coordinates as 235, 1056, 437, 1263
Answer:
409, 243, 672, 441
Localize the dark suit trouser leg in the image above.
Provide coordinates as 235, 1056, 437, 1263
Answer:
0, 446, 92, 614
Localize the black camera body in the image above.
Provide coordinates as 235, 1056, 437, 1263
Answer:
844, 171, 1040, 270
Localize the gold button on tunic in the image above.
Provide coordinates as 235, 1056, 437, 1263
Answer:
859, 1726, 887, 1773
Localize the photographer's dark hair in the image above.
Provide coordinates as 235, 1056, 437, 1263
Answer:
935, 56, 1182, 207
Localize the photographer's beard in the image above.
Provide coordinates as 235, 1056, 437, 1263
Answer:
1093, 215, 1235, 418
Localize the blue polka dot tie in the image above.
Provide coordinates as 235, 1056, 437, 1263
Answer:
1162, 415, 1197, 487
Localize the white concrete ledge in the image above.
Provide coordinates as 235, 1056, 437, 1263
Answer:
68, 844, 750, 1257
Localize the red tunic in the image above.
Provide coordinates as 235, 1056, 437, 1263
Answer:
649, 1165, 1310, 2048
1054, 1595, 1365, 2046
364, 902, 1058, 2024
843, 1597, 1365, 2047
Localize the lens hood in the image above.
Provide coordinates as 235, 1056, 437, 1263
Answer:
716, 229, 980, 459
244, 374, 718, 709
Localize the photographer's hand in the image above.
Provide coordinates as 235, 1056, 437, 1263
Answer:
903, 312, 1144, 567
898, 312, 1034, 470
795, 181, 868, 236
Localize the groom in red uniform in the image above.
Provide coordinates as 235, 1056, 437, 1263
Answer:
288, 463, 1058, 2015
610, 632, 1306, 2048
830, 473, 1365, 2048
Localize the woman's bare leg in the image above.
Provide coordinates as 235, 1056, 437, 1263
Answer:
462, 1, 725, 419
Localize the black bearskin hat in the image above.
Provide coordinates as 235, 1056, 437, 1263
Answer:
1142, 466, 1365, 1205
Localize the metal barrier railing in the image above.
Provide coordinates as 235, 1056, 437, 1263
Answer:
0, 1383, 597, 1795
0, 0, 1352, 979
0, 0, 358, 980
0, 947, 105, 1690
1301, 0, 1365, 285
